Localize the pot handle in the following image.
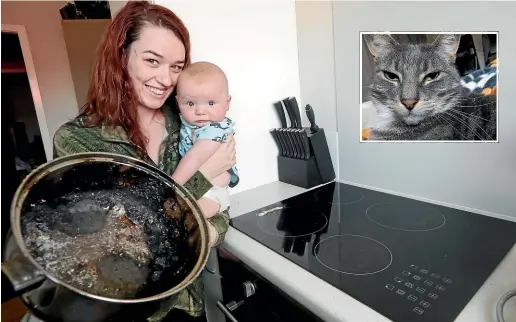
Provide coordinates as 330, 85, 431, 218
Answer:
1, 254, 46, 293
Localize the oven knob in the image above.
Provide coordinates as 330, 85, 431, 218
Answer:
243, 280, 257, 297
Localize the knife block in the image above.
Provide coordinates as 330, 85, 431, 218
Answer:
277, 128, 335, 189
278, 155, 321, 189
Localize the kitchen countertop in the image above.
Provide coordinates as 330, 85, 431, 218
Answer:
224, 181, 516, 322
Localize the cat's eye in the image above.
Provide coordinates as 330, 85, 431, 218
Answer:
383, 71, 399, 81
424, 72, 440, 82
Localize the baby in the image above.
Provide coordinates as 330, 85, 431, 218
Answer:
172, 61, 239, 219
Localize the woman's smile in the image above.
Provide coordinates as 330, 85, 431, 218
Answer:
145, 84, 167, 97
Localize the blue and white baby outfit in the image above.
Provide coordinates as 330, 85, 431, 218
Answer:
179, 114, 239, 211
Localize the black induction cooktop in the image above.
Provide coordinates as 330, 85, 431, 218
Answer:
229, 182, 516, 322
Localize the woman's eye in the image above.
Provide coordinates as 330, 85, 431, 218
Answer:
383, 71, 399, 81
424, 72, 440, 82
146, 59, 158, 65
171, 65, 183, 71
208, 100, 216, 106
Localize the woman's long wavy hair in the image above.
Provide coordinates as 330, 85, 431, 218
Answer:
80, 1, 191, 150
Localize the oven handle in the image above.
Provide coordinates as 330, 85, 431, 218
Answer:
216, 301, 240, 322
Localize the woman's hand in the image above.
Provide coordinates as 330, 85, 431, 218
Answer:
198, 134, 236, 181
207, 222, 218, 247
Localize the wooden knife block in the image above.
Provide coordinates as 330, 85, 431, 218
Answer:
277, 128, 335, 189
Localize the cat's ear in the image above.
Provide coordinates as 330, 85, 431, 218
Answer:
432, 34, 461, 61
364, 34, 398, 62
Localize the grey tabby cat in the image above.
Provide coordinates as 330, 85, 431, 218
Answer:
365, 34, 497, 141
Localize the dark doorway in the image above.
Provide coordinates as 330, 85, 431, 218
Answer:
2, 31, 47, 303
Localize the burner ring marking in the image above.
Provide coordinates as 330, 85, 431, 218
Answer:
365, 202, 446, 232
314, 189, 365, 205
314, 234, 393, 276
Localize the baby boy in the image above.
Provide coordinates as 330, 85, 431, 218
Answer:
171, 61, 239, 219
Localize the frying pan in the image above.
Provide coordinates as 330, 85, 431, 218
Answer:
1, 152, 210, 322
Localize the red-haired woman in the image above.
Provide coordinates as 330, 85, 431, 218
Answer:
53, 1, 235, 321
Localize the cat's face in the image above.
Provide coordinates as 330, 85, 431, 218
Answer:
366, 34, 463, 126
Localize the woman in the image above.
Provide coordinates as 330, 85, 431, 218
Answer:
53, 1, 235, 321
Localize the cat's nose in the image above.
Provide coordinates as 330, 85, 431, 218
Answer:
401, 99, 419, 110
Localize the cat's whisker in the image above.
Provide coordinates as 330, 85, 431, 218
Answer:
451, 102, 497, 108
440, 114, 483, 140
443, 111, 493, 141
447, 108, 491, 122
451, 95, 496, 101
443, 112, 487, 140
445, 112, 482, 140
435, 115, 469, 141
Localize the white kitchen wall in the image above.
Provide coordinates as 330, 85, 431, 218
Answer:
157, 0, 302, 194
62, 19, 112, 109
332, 2, 516, 218
2, 1, 79, 160
295, 1, 339, 179
108, 0, 128, 17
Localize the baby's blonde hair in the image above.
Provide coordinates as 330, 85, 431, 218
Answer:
178, 61, 228, 93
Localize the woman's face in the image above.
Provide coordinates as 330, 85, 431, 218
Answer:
127, 24, 186, 111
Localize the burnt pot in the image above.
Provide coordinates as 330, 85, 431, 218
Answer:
1, 152, 211, 322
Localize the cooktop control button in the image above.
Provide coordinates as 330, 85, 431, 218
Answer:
243, 280, 257, 297
404, 282, 414, 288
420, 301, 431, 308
431, 273, 441, 279
396, 289, 406, 296
385, 284, 395, 290
394, 277, 403, 283
416, 287, 426, 294
413, 307, 424, 315
413, 275, 422, 281
436, 285, 446, 291
443, 278, 452, 284
424, 280, 434, 286
420, 269, 429, 274
428, 292, 439, 299
402, 270, 411, 276
410, 264, 418, 269
407, 294, 418, 302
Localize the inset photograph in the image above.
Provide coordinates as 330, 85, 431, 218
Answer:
360, 32, 498, 142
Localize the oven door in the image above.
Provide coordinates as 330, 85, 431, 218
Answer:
217, 248, 322, 322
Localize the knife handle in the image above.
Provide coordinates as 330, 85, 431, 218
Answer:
270, 129, 283, 156
300, 129, 311, 160
292, 129, 304, 159
276, 129, 289, 157
305, 104, 319, 133
282, 99, 297, 128
279, 129, 293, 158
286, 129, 299, 159
287, 97, 302, 128
274, 101, 288, 128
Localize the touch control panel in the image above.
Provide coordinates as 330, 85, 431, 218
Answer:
384, 264, 452, 316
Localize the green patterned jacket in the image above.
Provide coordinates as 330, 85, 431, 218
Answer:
53, 105, 230, 319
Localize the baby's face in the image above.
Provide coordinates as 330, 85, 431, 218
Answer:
176, 76, 230, 127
